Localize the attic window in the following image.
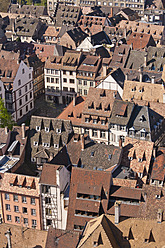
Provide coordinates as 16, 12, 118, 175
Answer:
132, 87, 136, 92
54, 144, 59, 149
139, 115, 146, 122
108, 154, 112, 160
34, 141, 38, 146
100, 90, 106, 97
91, 151, 94, 157
43, 143, 50, 147
36, 126, 40, 131
128, 156, 133, 161
56, 128, 61, 134
138, 158, 143, 162
45, 127, 49, 132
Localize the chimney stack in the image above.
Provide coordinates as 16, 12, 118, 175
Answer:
115, 201, 121, 224
139, 66, 143, 82
151, 76, 155, 84
157, 209, 163, 223
81, 134, 85, 151
125, 73, 128, 81
73, 94, 76, 107
119, 138, 122, 148
5, 229, 12, 248
5, 127, 8, 135
22, 123, 25, 139
153, 147, 157, 158
144, 53, 147, 67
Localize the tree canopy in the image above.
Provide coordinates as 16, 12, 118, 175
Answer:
0, 98, 15, 130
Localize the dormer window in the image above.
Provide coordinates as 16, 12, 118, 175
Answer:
45, 127, 49, 132
138, 158, 143, 162
93, 119, 97, 124
139, 87, 144, 93
128, 156, 133, 161
54, 144, 59, 149
85, 118, 89, 123
34, 141, 38, 146
91, 151, 94, 157
108, 154, 112, 160
56, 128, 61, 134
43, 143, 50, 147
36, 126, 40, 131
101, 120, 105, 125
132, 87, 136, 92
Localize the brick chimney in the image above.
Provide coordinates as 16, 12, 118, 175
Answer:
5, 229, 12, 248
139, 66, 143, 82
81, 134, 85, 151
73, 94, 76, 107
22, 123, 25, 139
115, 201, 121, 224
151, 76, 155, 84
144, 53, 147, 67
5, 127, 8, 135
157, 209, 163, 223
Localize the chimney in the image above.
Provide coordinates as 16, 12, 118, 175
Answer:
139, 66, 143, 82
119, 138, 122, 148
151, 76, 155, 84
73, 94, 76, 107
125, 73, 128, 81
115, 201, 121, 224
22, 123, 25, 139
130, 43, 133, 50
5, 229, 12, 248
5, 127, 8, 134
81, 134, 85, 151
49, 152, 54, 161
157, 209, 163, 223
102, 64, 107, 77
144, 53, 147, 67
144, 192, 147, 202
11, 19, 15, 33
153, 147, 157, 158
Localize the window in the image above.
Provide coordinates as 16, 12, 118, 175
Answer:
78, 80, 82, 85
22, 196, 27, 203
85, 129, 89, 135
85, 118, 89, 123
101, 120, 105, 125
14, 206, 19, 212
13, 195, 18, 202
25, 95, 28, 102
51, 77, 54, 83
6, 204, 10, 211
45, 197, 51, 204
83, 80, 87, 85
100, 131, 106, 138
30, 92, 32, 98
20, 109, 22, 117
19, 89, 21, 96
63, 78, 67, 83
24, 218, 28, 225
46, 219, 52, 226
70, 71, 73, 75
25, 85, 28, 92
19, 99, 22, 106
120, 126, 125, 131
18, 79, 21, 86
22, 69, 25, 74
92, 130, 97, 137
31, 198, 35, 205
32, 219, 37, 228
23, 207, 28, 214
63, 70, 66, 75
31, 209, 36, 216
84, 89, 87, 95
26, 105, 28, 112
29, 73, 31, 79
90, 81, 93, 87
46, 208, 52, 216
93, 119, 97, 124
7, 215, 11, 221
5, 193, 10, 200
30, 102, 33, 109
46, 77, 50, 83
70, 79, 74, 84
15, 216, 20, 223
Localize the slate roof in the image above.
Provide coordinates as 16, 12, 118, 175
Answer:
79, 141, 122, 170
67, 27, 88, 44
54, 4, 81, 27
9, 4, 47, 18
0, 58, 19, 83
30, 116, 73, 161
91, 31, 111, 45
109, 99, 134, 126
110, 44, 131, 68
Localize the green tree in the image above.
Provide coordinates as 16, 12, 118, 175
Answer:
0, 98, 15, 130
